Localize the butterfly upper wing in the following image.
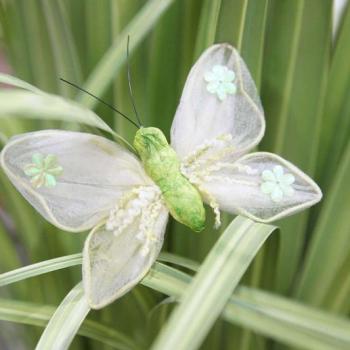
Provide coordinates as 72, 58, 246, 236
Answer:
171, 43, 265, 160
173, 44, 321, 223
1, 130, 152, 232
83, 191, 169, 309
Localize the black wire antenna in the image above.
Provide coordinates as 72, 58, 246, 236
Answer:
126, 35, 142, 127
59, 79, 140, 129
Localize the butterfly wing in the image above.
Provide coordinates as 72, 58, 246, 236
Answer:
171, 43, 265, 160
173, 44, 321, 223
198, 152, 322, 223
1, 130, 152, 232
83, 194, 169, 309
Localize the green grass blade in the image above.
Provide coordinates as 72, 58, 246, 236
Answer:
41, 0, 82, 97
322, 250, 350, 314
145, 0, 185, 133
0, 89, 114, 134
0, 298, 138, 350
151, 217, 276, 350
261, 0, 332, 292
295, 141, 350, 307
0, 73, 44, 94
84, 0, 112, 75
0, 1, 33, 82
12, 1, 58, 93
76, 0, 176, 109
216, 0, 249, 51
225, 286, 350, 350
239, 0, 269, 88
157, 252, 200, 272
144, 263, 350, 350
316, 3, 350, 188
0, 251, 196, 288
35, 282, 90, 350
1, 254, 350, 350
194, 0, 222, 58
0, 254, 82, 287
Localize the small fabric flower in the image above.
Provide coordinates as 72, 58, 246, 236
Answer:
204, 65, 237, 101
260, 165, 295, 202
24, 153, 63, 188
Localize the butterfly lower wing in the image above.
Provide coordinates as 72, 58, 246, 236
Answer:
1, 130, 152, 232
83, 194, 168, 309
171, 43, 265, 160
182, 150, 322, 223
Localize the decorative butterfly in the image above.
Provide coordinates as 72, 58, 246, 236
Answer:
0, 44, 322, 309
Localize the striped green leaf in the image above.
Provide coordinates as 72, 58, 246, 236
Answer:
151, 217, 276, 350
76, 0, 176, 109
35, 282, 90, 350
0, 298, 138, 350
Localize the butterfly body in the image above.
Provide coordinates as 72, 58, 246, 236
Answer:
134, 127, 205, 232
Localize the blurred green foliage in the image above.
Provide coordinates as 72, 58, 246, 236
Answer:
0, 0, 349, 349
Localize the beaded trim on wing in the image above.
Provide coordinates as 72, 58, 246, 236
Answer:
106, 186, 163, 257
180, 134, 257, 228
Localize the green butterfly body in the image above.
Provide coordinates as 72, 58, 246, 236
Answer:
134, 127, 205, 232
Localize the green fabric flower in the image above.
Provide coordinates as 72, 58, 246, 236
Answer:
204, 65, 237, 101
24, 153, 63, 189
260, 165, 295, 202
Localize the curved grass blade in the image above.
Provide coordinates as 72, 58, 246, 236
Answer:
151, 216, 276, 350
35, 282, 90, 350
0, 252, 194, 288
145, 264, 350, 350
0, 90, 113, 133
157, 252, 200, 271
226, 286, 350, 350
0, 254, 83, 287
0, 73, 44, 94
1, 254, 350, 349
0, 298, 138, 350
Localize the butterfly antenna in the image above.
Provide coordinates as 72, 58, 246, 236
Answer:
60, 78, 140, 129
127, 35, 143, 127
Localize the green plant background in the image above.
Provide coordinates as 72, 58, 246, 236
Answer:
0, 0, 349, 349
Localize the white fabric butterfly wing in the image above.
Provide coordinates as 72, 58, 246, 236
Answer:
202, 152, 322, 222
173, 44, 322, 223
83, 195, 168, 308
0, 130, 152, 232
1, 129, 170, 308
171, 43, 265, 160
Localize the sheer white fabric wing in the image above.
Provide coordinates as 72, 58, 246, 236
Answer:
171, 43, 265, 160
0, 130, 151, 232
199, 152, 322, 222
83, 202, 168, 309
